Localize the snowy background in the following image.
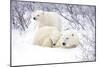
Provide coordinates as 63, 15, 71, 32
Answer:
11, 0, 96, 66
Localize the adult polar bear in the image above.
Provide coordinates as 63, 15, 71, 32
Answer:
32, 10, 62, 31
33, 26, 61, 47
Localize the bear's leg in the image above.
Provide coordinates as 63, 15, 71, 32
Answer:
42, 38, 53, 47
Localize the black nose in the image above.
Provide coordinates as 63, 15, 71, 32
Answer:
53, 44, 56, 46
62, 42, 66, 46
33, 17, 36, 20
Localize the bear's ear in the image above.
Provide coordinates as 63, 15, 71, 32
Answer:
35, 10, 43, 14
38, 10, 44, 15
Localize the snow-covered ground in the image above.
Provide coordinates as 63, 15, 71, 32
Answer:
11, 1, 96, 66
12, 22, 81, 66
12, 12, 95, 66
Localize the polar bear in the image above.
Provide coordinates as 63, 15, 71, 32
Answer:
32, 10, 62, 31
33, 26, 61, 47
54, 31, 79, 48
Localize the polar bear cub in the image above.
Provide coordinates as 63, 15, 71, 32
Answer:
33, 26, 61, 47
54, 31, 79, 48
32, 10, 62, 31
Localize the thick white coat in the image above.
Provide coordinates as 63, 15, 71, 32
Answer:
33, 26, 61, 47
55, 31, 79, 48
33, 10, 62, 31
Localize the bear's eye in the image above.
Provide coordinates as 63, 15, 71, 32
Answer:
72, 34, 74, 36
66, 37, 69, 39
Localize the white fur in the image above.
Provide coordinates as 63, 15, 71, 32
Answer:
54, 31, 79, 48
33, 26, 61, 47
32, 10, 62, 31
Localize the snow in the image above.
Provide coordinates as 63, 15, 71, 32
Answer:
12, 14, 95, 66
12, 16, 83, 66
11, 1, 96, 66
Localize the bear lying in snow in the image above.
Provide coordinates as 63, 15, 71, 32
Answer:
33, 26, 61, 47
33, 27, 79, 48
32, 10, 62, 31
54, 31, 79, 48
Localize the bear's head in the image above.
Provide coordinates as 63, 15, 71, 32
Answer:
54, 31, 79, 48
32, 10, 44, 22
